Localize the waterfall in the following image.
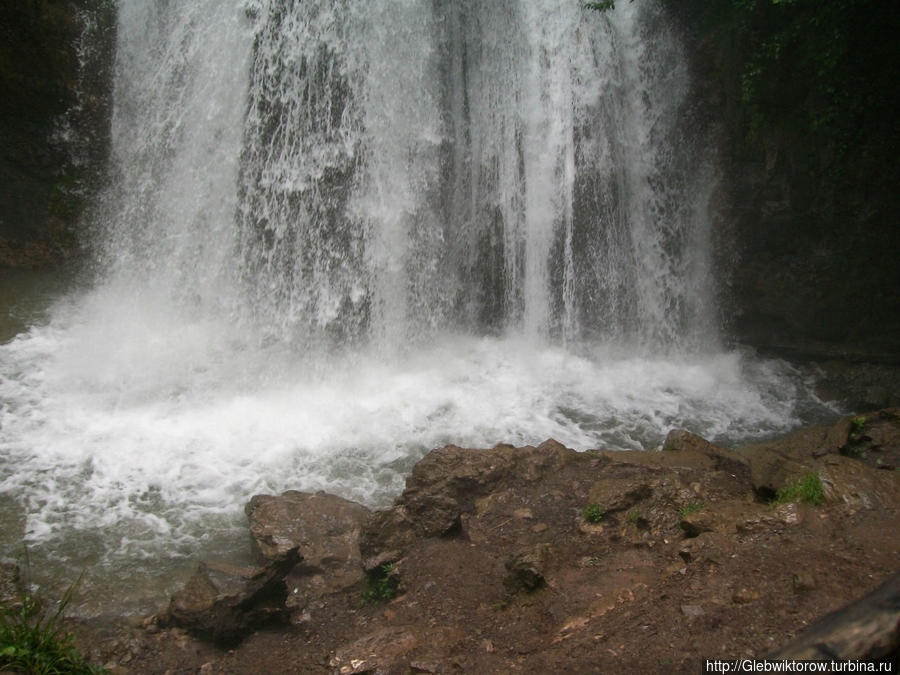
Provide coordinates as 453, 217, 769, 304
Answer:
96, 0, 714, 351
0, 0, 828, 614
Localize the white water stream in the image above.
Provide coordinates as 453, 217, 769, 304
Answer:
0, 0, 833, 614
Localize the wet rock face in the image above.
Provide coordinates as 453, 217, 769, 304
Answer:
244, 490, 370, 609
0, 0, 115, 267
359, 439, 579, 570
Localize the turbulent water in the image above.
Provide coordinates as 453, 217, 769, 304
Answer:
0, 0, 833, 613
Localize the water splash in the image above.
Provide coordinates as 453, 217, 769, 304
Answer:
0, 0, 834, 614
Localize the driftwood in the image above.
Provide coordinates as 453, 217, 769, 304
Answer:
768, 572, 899, 662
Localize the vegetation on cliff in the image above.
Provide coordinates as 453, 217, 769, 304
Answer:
669, 0, 900, 354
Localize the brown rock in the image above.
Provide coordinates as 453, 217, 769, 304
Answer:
163, 548, 300, 645
359, 440, 580, 569
245, 490, 369, 603
792, 572, 817, 594
329, 627, 419, 674
504, 544, 552, 594
732, 587, 759, 604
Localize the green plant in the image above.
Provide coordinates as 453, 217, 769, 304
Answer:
359, 564, 398, 606
627, 508, 641, 523
678, 501, 706, 518
581, 504, 604, 524
774, 472, 825, 506
849, 416, 866, 436
0, 576, 104, 674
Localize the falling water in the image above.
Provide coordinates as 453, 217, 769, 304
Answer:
0, 0, 831, 613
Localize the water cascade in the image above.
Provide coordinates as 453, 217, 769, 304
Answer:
0, 0, 829, 613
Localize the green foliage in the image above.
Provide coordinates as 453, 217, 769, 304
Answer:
666, 0, 900, 232
677, 501, 706, 518
627, 508, 641, 523
581, 504, 605, 523
774, 472, 825, 506
360, 564, 398, 606
849, 416, 866, 435
0, 577, 104, 675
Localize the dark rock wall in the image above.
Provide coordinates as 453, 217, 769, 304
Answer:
669, 1, 900, 361
0, 0, 115, 268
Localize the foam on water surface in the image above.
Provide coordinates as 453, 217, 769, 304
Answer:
0, 0, 838, 613
0, 290, 831, 613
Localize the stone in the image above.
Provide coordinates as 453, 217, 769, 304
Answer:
329, 627, 419, 674
792, 572, 817, 593
245, 490, 370, 603
162, 548, 300, 645
679, 511, 715, 538
680, 604, 705, 617
359, 440, 579, 569
504, 544, 552, 594
662, 429, 750, 479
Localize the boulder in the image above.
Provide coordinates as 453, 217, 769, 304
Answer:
739, 420, 853, 498
245, 490, 370, 605
163, 548, 300, 645
359, 440, 579, 570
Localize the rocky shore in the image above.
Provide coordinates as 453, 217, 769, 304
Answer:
5, 410, 899, 673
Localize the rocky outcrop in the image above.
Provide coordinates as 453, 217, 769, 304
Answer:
359, 439, 578, 570
161, 549, 300, 646
245, 490, 370, 614
148, 412, 899, 672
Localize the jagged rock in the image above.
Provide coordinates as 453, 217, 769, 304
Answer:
359, 439, 578, 570
587, 477, 652, 514
679, 510, 715, 538
662, 429, 751, 480
842, 408, 900, 470
162, 548, 300, 645
818, 455, 900, 511
504, 544, 552, 594
769, 572, 900, 661
245, 490, 369, 606
739, 419, 853, 497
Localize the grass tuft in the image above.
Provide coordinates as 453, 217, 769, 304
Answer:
774, 472, 825, 506
360, 564, 398, 606
1, 574, 105, 674
678, 501, 706, 518
581, 504, 604, 524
